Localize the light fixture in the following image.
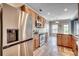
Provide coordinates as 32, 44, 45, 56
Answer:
47, 12, 50, 15
56, 21, 59, 23
39, 9, 42, 12
50, 18, 53, 21
64, 8, 68, 12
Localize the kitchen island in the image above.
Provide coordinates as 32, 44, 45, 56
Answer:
57, 33, 78, 56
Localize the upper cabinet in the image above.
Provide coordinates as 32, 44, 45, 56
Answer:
35, 15, 45, 28
21, 5, 31, 15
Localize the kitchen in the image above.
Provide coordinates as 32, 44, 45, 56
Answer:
0, 3, 79, 56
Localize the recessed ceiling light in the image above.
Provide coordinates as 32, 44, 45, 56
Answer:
64, 8, 68, 12
56, 21, 59, 23
50, 18, 53, 20
39, 9, 42, 12
47, 12, 50, 15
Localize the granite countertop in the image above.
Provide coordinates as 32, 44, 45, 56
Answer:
76, 41, 79, 47
39, 33, 46, 35
74, 35, 79, 39
57, 33, 79, 46
57, 33, 73, 35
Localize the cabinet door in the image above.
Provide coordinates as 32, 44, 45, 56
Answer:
65, 35, 69, 47
33, 34, 40, 50
41, 18, 45, 28
36, 34, 40, 48
68, 35, 72, 48
33, 39, 36, 51
61, 35, 65, 46
62, 35, 68, 47
72, 36, 78, 56
35, 38, 40, 48
57, 34, 62, 46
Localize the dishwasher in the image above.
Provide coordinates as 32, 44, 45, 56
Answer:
39, 34, 46, 46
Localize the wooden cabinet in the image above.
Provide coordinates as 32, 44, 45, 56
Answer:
41, 17, 45, 28
57, 34, 62, 46
57, 34, 72, 48
68, 35, 72, 48
35, 15, 45, 28
62, 35, 70, 47
62, 35, 66, 46
33, 34, 40, 51
35, 38, 40, 48
72, 36, 78, 56
57, 33, 78, 56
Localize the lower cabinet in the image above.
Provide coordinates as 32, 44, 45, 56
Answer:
33, 34, 40, 51
3, 40, 33, 56
62, 35, 72, 47
57, 34, 72, 48
72, 36, 78, 56
57, 34, 70, 46
57, 34, 62, 46
35, 38, 40, 48
68, 35, 72, 48
57, 33, 78, 56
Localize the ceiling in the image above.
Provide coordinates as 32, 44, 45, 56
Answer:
26, 3, 78, 21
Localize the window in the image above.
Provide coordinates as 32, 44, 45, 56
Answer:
74, 21, 79, 35
52, 25, 58, 33
45, 23, 49, 32
64, 24, 69, 34
76, 22, 79, 35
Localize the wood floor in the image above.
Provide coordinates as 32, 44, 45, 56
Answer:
78, 41, 79, 56
33, 36, 75, 56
